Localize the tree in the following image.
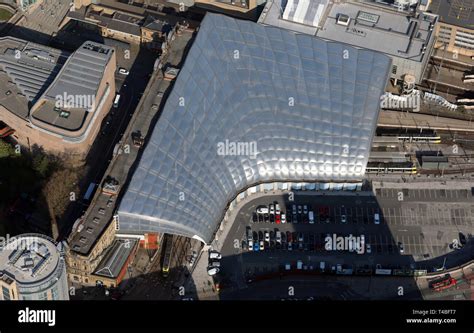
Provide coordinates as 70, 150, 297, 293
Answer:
32, 153, 50, 178
43, 168, 79, 240
0, 140, 14, 158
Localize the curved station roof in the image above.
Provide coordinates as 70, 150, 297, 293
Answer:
117, 13, 391, 243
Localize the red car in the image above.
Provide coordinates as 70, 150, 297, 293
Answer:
275, 214, 281, 224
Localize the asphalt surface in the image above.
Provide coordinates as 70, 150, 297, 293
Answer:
215, 190, 473, 300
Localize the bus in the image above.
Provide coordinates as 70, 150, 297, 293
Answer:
161, 234, 174, 278
83, 182, 97, 202
429, 274, 457, 292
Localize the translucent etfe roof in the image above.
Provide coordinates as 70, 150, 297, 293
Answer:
117, 13, 391, 243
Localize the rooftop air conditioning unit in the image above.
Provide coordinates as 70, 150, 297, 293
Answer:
336, 14, 350, 27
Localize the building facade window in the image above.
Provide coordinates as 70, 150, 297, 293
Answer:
2, 286, 10, 300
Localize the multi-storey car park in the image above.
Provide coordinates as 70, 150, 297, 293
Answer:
115, 13, 392, 244
0, 37, 116, 161
0, 234, 69, 300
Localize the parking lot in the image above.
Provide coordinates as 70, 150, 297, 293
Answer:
218, 189, 473, 289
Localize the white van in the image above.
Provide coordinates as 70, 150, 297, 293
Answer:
209, 251, 221, 260
374, 213, 380, 224
308, 211, 314, 224
297, 260, 303, 270
256, 206, 269, 214
113, 94, 121, 108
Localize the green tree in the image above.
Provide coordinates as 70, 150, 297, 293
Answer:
0, 140, 14, 158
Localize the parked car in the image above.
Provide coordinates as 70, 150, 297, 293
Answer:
292, 204, 297, 214
281, 213, 286, 224
253, 231, 258, 241
298, 233, 304, 243
308, 211, 314, 224
297, 205, 302, 214
297, 260, 303, 270
341, 214, 347, 223
209, 251, 221, 260
287, 242, 293, 250
275, 214, 281, 224
374, 213, 380, 224
292, 214, 298, 224
269, 204, 275, 215
275, 203, 281, 215
320, 261, 326, 271
209, 261, 221, 268
269, 214, 275, 223
207, 267, 219, 276
248, 240, 253, 251
118, 67, 129, 75
276, 231, 282, 244
398, 242, 404, 254
260, 240, 264, 251
258, 231, 264, 241
251, 213, 258, 223
257, 206, 269, 214
264, 231, 270, 242
303, 205, 308, 214
253, 243, 260, 252
281, 232, 286, 243
286, 231, 292, 243
366, 244, 372, 254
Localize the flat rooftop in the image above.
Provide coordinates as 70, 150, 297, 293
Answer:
30, 41, 114, 135
427, 0, 473, 29
0, 37, 67, 118
0, 234, 63, 285
316, 2, 437, 62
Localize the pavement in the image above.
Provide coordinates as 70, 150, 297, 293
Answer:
189, 185, 473, 300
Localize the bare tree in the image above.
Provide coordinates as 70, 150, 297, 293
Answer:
43, 168, 79, 240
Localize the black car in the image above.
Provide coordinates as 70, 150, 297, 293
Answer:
258, 214, 264, 223
270, 231, 275, 241
459, 232, 467, 246
292, 232, 298, 242
253, 231, 258, 242
263, 214, 269, 223
298, 233, 304, 243
270, 214, 275, 223
258, 231, 264, 241
281, 232, 286, 243
252, 213, 258, 223
293, 214, 298, 224
286, 214, 292, 223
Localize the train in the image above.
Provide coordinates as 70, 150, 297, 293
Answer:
375, 128, 441, 144
366, 161, 417, 174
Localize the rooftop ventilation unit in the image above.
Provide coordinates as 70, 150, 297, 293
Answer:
336, 14, 350, 26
